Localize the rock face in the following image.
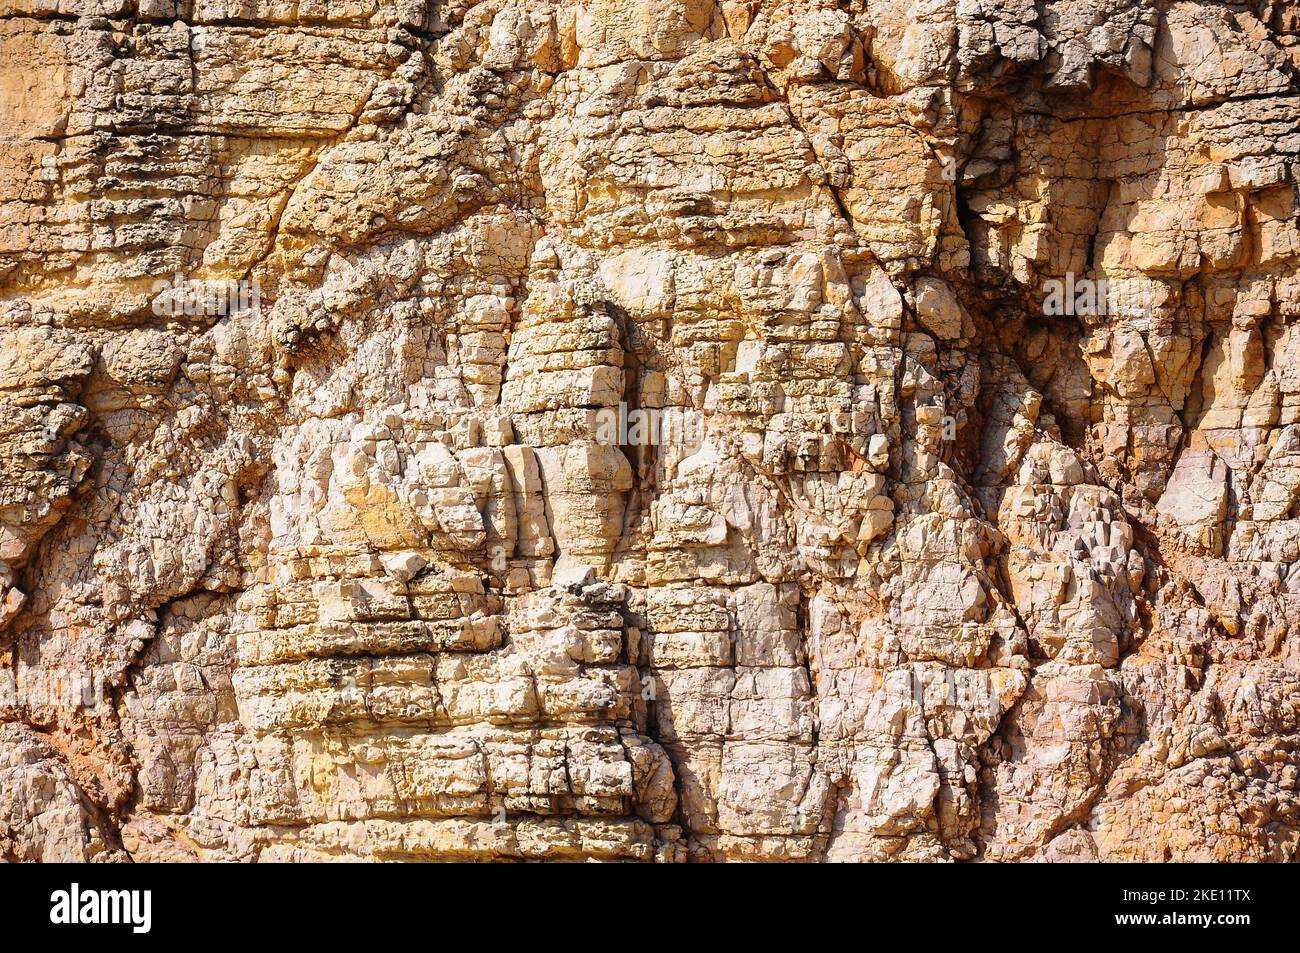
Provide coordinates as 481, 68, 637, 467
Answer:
1, 0, 1299, 863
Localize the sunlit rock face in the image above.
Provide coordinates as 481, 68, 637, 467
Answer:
2, 0, 1299, 863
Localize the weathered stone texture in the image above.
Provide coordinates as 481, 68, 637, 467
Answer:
2, 0, 1300, 861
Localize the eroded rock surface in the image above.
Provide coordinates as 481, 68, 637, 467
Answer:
2, 0, 1300, 862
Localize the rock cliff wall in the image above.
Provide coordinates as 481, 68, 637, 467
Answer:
2, 0, 1300, 861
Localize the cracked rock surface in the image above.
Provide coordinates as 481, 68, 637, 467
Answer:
2, 0, 1300, 862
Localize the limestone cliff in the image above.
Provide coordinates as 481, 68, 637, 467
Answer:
2, 0, 1299, 862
